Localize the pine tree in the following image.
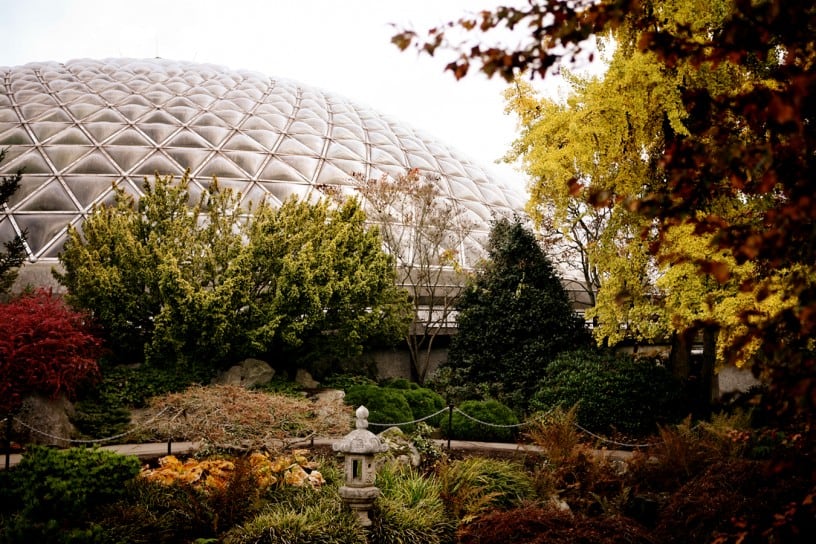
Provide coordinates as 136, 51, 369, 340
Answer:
0, 148, 27, 295
446, 217, 590, 410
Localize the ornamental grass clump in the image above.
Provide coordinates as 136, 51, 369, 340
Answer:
370, 462, 455, 544
436, 457, 536, 523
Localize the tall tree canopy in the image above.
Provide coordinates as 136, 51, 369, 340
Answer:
499, 2, 786, 409
354, 169, 473, 383
446, 217, 590, 409
56, 173, 411, 373
395, 0, 816, 421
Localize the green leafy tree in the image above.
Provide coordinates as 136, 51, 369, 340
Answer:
242, 196, 412, 375
393, 0, 816, 427
57, 173, 410, 373
0, 148, 27, 296
446, 217, 590, 409
500, 3, 779, 409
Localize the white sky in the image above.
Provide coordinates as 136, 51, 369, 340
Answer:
0, 0, 543, 192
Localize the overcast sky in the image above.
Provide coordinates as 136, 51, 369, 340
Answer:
0, 0, 557, 192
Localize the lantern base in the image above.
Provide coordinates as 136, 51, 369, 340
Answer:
338, 485, 380, 527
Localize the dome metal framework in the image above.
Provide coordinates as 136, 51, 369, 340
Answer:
0, 58, 524, 264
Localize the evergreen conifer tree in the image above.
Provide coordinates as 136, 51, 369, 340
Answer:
0, 149, 27, 295
446, 217, 590, 410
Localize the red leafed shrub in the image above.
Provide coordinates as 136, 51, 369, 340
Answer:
0, 289, 102, 415
456, 504, 655, 544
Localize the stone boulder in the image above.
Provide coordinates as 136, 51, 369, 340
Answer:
295, 369, 320, 389
377, 426, 421, 468
212, 358, 275, 388
12, 394, 77, 447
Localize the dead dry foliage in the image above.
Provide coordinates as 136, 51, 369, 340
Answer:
131, 384, 353, 451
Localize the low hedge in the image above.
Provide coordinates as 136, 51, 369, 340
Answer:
530, 349, 684, 436
442, 399, 519, 442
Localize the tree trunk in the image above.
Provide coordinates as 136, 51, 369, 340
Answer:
668, 329, 693, 381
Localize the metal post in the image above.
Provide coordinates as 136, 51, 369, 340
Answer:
447, 405, 453, 450
4, 416, 12, 470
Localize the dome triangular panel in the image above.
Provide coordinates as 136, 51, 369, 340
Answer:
18, 179, 78, 212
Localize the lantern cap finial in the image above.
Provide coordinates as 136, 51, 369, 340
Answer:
355, 406, 369, 429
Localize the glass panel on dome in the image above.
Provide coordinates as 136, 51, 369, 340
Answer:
63, 175, 120, 208
2, 149, 50, 174
84, 122, 125, 143
66, 151, 121, 175
258, 159, 308, 183
224, 150, 266, 177
117, 104, 152, 122
104, 145, 152, 172
67, 103, 104, 120
49, 127, 92, 146
197, 155, 247, 179
106, 128, 151, 147
13, 213, 73, 255
164, 148, 209, 173
212, 109, 244, 127
370, 146, 405, 167
195, 126, 231, 148
3, 176, 51, 207
140, 123, 180, 146
43, 145, 92, 171
314, 161, 354, 186
165, 129, 212, 149
131, 152, 180, 177
275, 137, 319, 158
279, 154, 320, 182
223, 133, 267, 153
241, 129, 279, 151
325, 140, 366, 162
31, 123, 72, 143
38, 231, 68, 259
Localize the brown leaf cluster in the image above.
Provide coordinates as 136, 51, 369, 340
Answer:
133, 384, 353, 450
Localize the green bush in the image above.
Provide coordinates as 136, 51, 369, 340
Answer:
530, 349, 685, 436
371, 463, 455, 544
399, 387, 446, 427
1, 446, 141, 543
443, 399, 519, 442
344, 385, 415, 431
223, 487, 365, 544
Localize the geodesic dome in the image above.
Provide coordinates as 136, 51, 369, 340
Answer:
0, 58, 524, 268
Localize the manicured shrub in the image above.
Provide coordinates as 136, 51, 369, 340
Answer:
530, 349, 684, 436
371, 463, 455, 544
344, 384, 415, 431
1, 446, 140, 542
398, 387, 446, 427
443, 399, 519, 442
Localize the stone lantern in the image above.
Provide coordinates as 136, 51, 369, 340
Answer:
333, 405, 388, 526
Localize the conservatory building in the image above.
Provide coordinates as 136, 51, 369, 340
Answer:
0, 58, 526, 292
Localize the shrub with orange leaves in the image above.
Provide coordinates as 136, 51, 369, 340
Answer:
140, 449, 325, 494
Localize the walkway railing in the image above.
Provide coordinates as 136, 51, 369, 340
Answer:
3, 403, 658, 469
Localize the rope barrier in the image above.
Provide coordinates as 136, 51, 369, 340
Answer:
5, 402, 664, 452
452, 407, 529, 428
366, 406, 450, 427
572, 423, 659, 449
11, 406, 178, 445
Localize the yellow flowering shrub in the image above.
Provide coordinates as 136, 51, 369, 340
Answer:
140, 449, 325, 494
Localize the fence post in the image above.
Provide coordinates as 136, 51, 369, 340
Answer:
447, 405, 453, 450
4, 416, 11, 470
